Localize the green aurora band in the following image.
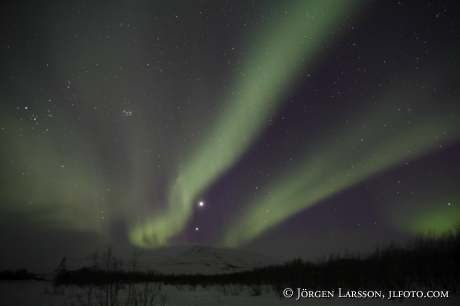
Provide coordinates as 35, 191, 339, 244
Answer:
129, 0, 368, 247
223, 57, 460, 247
2, 0, 458, 249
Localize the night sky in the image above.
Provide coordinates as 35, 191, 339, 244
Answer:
1, 0, 460, 272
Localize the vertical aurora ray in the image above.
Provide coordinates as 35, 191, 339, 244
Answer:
0, 111, 105, 232
129, 0, 368, 248
223, 57, 460, 247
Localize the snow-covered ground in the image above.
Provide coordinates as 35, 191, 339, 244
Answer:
3, 245, 457, 305
1, 281, 458, 306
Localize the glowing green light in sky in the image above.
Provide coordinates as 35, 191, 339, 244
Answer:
409, 205, 460, 236
224, 59, 460, 247
387, 193, 460, 236
129, 0, 367, 247
0, 114, 104, 232
4, 0, 456, 250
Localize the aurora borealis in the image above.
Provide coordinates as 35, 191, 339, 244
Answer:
1, 0, 459, 272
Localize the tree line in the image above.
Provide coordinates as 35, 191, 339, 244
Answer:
53, 224, 460, 297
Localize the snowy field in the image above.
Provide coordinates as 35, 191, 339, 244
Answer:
1, 281, 458, 306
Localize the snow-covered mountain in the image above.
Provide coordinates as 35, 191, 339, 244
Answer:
55, 245, 280, 276
141, 244, 280, 275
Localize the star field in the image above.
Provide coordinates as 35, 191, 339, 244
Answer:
0, 0, 459, 271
